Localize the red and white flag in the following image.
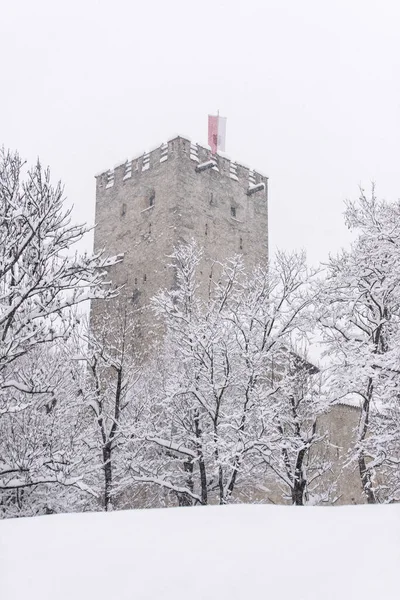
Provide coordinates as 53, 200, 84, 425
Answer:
208, 114, 227, 155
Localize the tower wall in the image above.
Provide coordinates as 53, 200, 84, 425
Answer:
91, 136, 268, 347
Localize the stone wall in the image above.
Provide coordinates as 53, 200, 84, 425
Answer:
313, 404, 364, 505
91, 135, 269, 350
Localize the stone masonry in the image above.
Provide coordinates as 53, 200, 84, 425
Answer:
91, 136, 268, 348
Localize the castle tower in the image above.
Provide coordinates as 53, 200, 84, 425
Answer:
91, 136, 268, 348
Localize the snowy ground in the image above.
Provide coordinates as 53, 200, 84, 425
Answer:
1, 504, 399, 600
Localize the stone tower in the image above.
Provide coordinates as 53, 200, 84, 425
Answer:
91, 135, 268, 347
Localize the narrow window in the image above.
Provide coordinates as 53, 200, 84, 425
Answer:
148, 223, 152, 235
121, 203, 127, 217
239, 237, 243, 250
231, 206, 236, 218
149, 192, 155, 207
205, 223, 208, 236
143, 274, 147, 282
134, 277, 138, 285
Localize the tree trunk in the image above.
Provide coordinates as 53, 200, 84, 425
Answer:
358, 379, 376, 504
358, 454, 376, 504
292, 480, 307, 506
102, 444, 112, 511
177, 460, 194, 506
292, 447, 307, 506
194, 409, 208, 505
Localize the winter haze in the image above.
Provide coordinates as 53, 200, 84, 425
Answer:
1, 5, 400, 597
1, 0, 399, 265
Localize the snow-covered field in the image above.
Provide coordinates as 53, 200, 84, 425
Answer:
1, 504, 399, 600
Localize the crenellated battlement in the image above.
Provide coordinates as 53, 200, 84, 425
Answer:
96, 136, 268, 192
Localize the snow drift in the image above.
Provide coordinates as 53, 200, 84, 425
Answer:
1, 504, 399, 600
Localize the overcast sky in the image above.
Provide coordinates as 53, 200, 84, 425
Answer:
1, 0, 399, 266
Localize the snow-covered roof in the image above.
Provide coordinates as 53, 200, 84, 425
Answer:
334, 396, 363, 409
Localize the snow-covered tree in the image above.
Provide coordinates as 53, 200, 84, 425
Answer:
316, 187, 400, 503
123, 242, 327, 506
0, 147, 117, 509
71, 307, 141, 511
250, 346, 331, 505
0, 341, 97, 517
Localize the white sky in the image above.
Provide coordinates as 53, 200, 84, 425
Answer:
1, 0, 399, 266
